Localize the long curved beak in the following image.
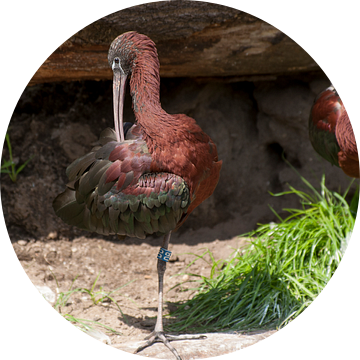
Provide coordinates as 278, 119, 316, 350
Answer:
112, 69, 127, 142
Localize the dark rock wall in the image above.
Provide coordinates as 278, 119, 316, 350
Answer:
31, 1, 318, 84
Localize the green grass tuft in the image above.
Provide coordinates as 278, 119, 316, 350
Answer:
1, 133, 32, 182
167, 175, 357, 333
53, 272, 135, 334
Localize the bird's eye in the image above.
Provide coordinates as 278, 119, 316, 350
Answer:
112, 57, 122, 72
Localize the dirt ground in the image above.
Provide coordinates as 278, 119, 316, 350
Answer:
11, 231, 276, 358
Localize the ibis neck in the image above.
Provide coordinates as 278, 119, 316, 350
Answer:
129, 56, 174, 139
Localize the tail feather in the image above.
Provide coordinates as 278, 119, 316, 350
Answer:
53, 189, 86, 228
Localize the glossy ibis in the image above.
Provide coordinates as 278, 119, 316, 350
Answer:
309, 85, 359, 177
53, 31, 222, 359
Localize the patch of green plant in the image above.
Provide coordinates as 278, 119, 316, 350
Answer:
53, 272, 135, 334
1, 133, 32, 182
167, 175, 356, 333
62, 314, 121, 335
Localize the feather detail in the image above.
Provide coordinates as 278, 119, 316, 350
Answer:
54, 114, 220, 237
309, 86, 359, 178
106, 160, 122, 183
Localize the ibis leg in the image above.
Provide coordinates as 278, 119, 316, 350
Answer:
134, 231, 206, 360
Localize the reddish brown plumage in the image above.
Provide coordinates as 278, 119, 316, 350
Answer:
336, 111, 359, 177
310, 87, 341, 133
309, 86, 359, 178
108, 31, 222, 223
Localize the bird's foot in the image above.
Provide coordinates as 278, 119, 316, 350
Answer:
134, 330, 206, 360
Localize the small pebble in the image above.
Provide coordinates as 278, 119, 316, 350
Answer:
182, 274, 190, 282
47, 231, 57, 240
18, 240, 27, 246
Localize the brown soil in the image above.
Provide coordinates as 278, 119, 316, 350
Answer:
11, 231, 276, 358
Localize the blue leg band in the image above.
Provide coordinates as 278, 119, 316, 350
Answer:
157, 248, 172, 262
